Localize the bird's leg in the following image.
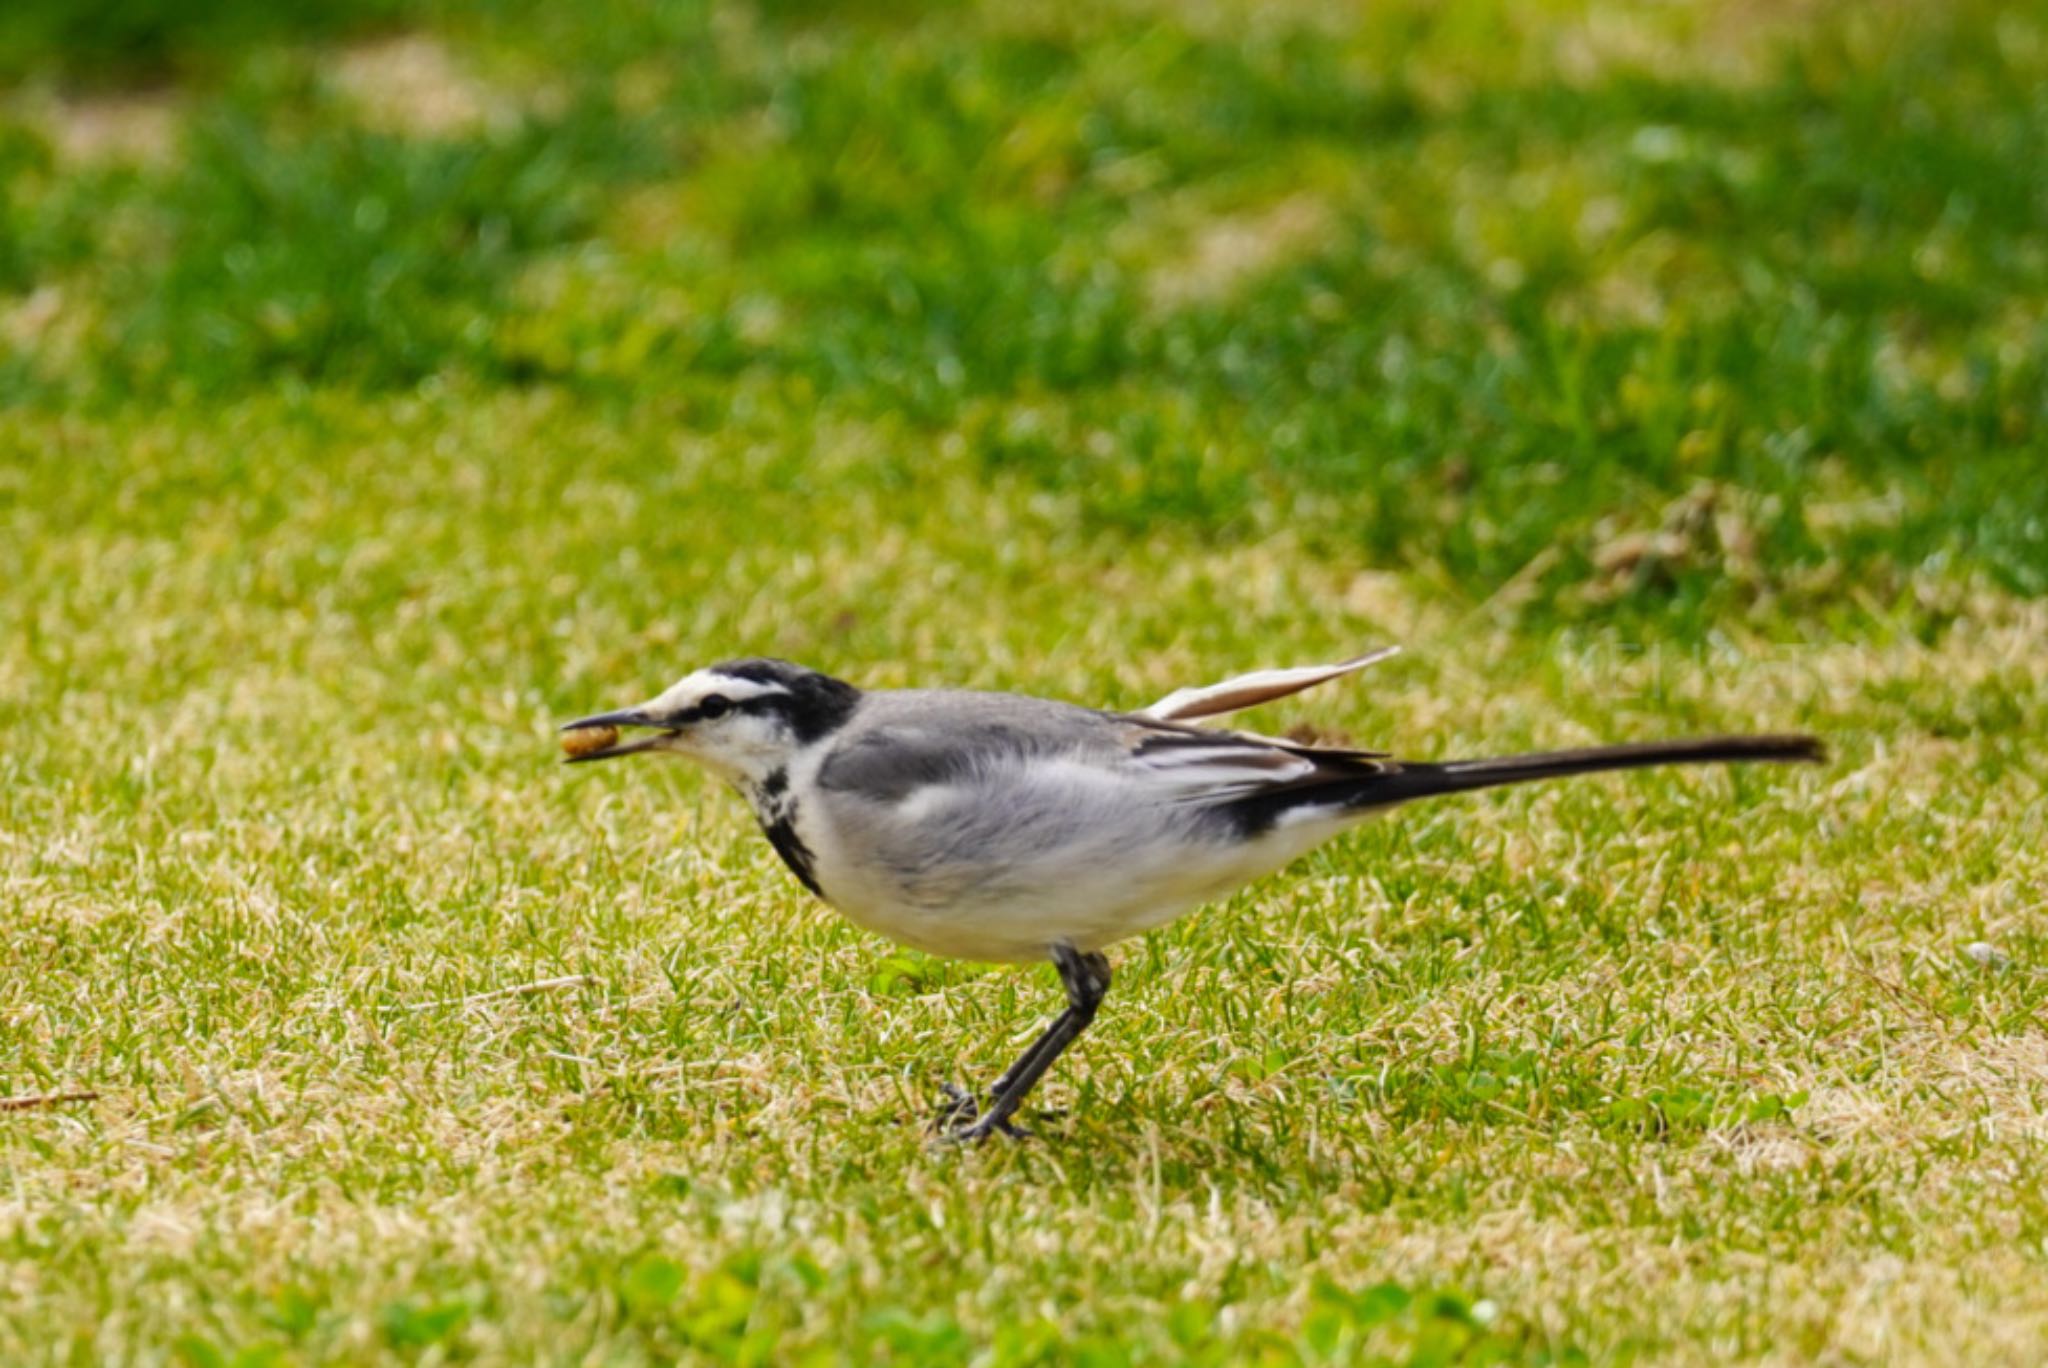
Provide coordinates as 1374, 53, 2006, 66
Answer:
932, 953, 1095, 1132
942, 943, 1112, 1144
933, 1007, 1076, 1135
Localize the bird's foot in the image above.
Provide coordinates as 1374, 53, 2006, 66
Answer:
931, 1082, 1033, 1142
932, 1081, 977, 1127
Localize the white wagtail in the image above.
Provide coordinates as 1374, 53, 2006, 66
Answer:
562, 649, 1821, 1142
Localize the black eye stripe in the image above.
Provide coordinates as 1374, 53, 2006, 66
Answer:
698, 661, 862, 743
667, 690, 785, 726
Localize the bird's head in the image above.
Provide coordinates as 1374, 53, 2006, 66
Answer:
560, 658, 860, 785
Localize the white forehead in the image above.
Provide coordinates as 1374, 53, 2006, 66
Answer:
645, 668, 790, 712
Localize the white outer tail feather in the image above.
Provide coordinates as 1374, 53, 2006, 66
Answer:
1138, 646, 1401, 723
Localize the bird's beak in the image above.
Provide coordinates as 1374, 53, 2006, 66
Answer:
558, 707, 675, 763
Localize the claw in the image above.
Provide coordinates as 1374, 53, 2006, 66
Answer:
943, 1112, 1034, 1144
932, 1081, 979, 1129
929, 1082, 1034, 1142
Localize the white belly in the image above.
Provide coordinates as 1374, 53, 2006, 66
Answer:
796, 761, 1363, 963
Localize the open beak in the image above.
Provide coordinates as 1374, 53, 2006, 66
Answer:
558, 707, 675, 763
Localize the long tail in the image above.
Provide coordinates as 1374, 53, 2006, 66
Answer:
1355, 734, 1825, 809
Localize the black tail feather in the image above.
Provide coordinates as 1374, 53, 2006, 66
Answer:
1354, 734, 1825, 809
1224, 734, 1824, 833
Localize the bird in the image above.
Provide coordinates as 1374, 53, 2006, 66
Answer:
560, 649, 1822, 1143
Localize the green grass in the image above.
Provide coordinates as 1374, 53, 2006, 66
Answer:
3, 0, 2046, 1362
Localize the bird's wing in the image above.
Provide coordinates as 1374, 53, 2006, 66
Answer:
1112, 715, 1394, 802
816, 691, 1390, 811
814, 693, 1113, 804
1137, 646, 1400, 723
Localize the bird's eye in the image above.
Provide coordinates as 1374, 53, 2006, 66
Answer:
698, 694, 732, 720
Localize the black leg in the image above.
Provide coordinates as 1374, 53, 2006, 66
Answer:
933, 1007, 1076, 1138
941, 943, 1112, 1144
937, 1011, 1081, 1138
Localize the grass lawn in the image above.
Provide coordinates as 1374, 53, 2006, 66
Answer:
3, 0, 2045, 1361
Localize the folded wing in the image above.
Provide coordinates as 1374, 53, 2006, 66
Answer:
1115, 716, 1394, 806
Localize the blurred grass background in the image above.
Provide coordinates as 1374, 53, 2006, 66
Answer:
5, 0, 2042, 626
2, 0, 2045, 1363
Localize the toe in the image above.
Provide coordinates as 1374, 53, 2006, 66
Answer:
930, 1082, 981, 1132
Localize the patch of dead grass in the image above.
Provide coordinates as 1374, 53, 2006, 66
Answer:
34, 89, 182, 166
1141, 194, 1337, 311
331, 34, 520, 138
